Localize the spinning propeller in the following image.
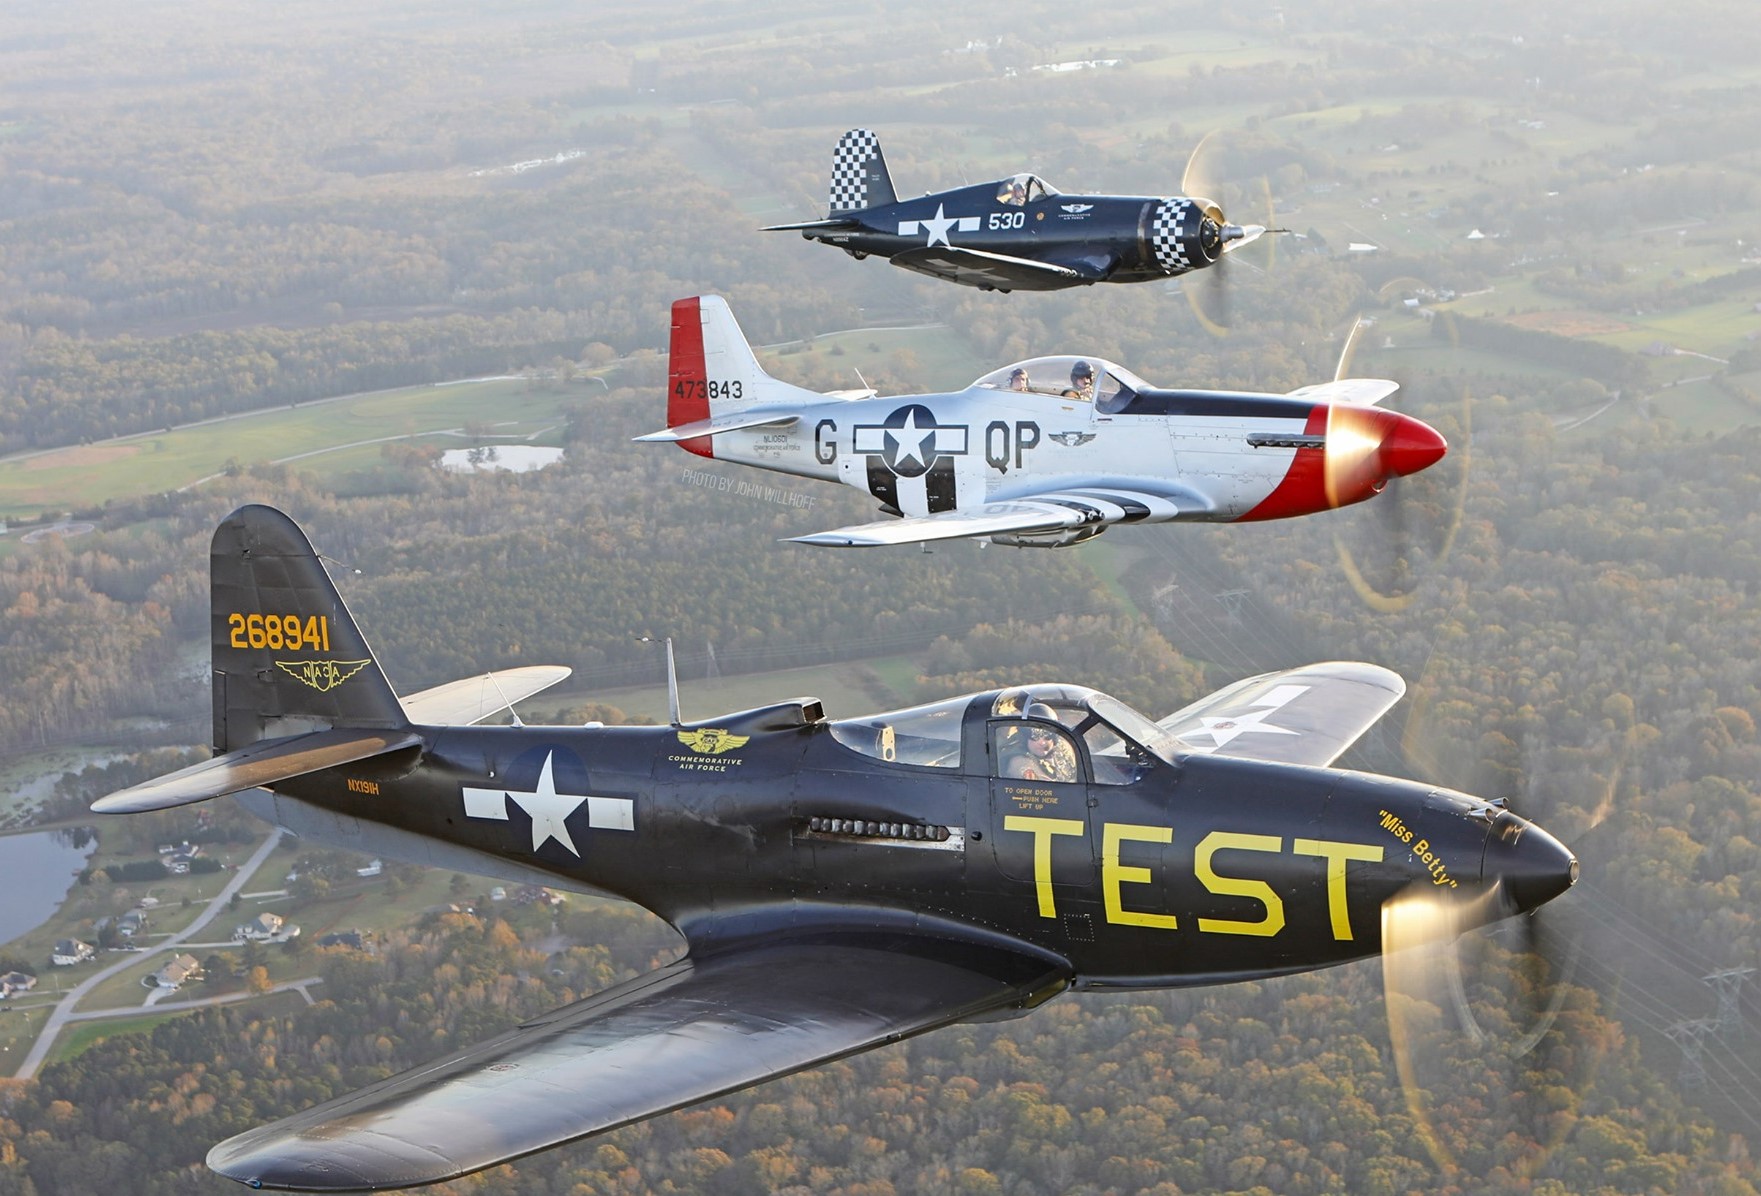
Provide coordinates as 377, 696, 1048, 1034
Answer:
1179, 132, 1283, 336
1331, 305, 1474, 613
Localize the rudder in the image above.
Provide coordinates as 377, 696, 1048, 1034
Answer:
211, 505, 406, 752
829, 128, 896, 215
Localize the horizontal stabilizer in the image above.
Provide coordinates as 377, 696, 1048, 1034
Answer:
400, 666, 572, 725
634, 408, 800, 443
1284, 378, 1400, 406
91, 728, 422, 815
761, 216, 864, 232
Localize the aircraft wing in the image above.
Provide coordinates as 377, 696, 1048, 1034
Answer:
1284, 378, 1400, 406
788, 488, 1185, 548
1158, 662, 1406, 767
890, 245, 1091, 291
206, 936, 1068, 1192
400, 666, 573, 725
633, 408, 800, 443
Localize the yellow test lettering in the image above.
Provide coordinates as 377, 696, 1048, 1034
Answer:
1292, 837, 1384, 941
1195, 831, 1285, 937
1103, 823, 1178, 930
1003, 815, 1085, 919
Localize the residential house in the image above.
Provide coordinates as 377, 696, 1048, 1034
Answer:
234, 912, 295, 942
51, 939, 94, 966
0, 971, 37, 998
150, 954, 203, 990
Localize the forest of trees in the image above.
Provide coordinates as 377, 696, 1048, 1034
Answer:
7, 0, 1761, 1191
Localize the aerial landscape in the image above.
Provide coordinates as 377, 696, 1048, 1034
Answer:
4, 0, 1761, 1192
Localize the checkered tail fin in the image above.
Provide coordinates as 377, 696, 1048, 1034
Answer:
828, 128, 896, 215
210, 505, 407, 753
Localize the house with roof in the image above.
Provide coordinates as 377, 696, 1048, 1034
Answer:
51, 939, 94, 966
148, 954, 203, 990
1, 970, 37, 998
234, 911, 296, 942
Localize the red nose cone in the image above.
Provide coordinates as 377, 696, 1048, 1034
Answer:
1380, 414, 1447, 478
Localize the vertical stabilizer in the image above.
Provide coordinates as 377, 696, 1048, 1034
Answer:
829, 129, 897, 215
211, 505, 407, 752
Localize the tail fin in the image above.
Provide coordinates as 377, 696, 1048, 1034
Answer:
211, 504, 407, 752
829, 128, 896, 215
664, 295, 820, 458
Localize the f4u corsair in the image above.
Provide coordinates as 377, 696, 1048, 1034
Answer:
638, 296, 1447, 548
765, 128, 1267, 292
94, 505, 1577, 1191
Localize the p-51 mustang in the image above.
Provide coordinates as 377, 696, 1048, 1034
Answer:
95, 505, 1576, 1191
637, 296, 1447, 548
765, 128, 1267, 292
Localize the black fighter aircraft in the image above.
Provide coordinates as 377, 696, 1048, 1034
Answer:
94, 505, 1578, 1192
763, 128, 1268, 292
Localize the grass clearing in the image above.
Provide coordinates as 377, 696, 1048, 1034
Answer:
0, 378, 590, 520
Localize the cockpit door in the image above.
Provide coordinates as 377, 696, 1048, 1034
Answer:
985, 718, 1097, 936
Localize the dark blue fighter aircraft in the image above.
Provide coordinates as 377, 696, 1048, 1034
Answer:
94, 506, 1577, 1191
764, 128, 1270, 292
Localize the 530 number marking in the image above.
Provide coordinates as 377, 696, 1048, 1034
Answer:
229, 613, 331, 652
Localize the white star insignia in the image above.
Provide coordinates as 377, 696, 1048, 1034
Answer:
920, 203, 958, 248
509, 752, 585, 854
461, 752, 634, 858
888, 409, 936, 470
1195, 708, 1300, 749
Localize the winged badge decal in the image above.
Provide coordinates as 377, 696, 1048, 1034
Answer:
1047, 431, 1096, 447
677, 728, 750, 756
276, 659, 371, 692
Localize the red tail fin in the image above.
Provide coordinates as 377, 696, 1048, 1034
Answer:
667, 297, 712, 459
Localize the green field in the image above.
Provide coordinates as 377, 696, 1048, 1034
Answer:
0, 378, 588, 520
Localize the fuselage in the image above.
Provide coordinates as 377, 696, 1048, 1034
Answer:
806, 181, 1223, 285
691, 365, 1418, 524
258, 691, 1571, 991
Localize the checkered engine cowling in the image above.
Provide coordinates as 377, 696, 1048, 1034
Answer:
1149, 198, 1224, 275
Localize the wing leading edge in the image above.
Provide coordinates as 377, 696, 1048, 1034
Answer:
789, 488, 1189, 548
1158, 661, 1406, 767
207, 935, 1068, 1192
890, 245, 1091, 291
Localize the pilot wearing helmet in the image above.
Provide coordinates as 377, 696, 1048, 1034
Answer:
1068, 360, 1096, 402
1004, 703, 1079, 783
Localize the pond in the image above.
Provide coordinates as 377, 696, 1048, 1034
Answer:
0, 828, 97, 947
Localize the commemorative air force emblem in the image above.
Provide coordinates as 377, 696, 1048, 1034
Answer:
276, 659, 371, 692
676, 728, 750, 756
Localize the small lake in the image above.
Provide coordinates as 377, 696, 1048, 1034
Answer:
439, 445, 564, 474
0, 828, 97, 946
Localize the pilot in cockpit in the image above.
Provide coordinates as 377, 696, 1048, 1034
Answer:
1069, 360, 1097, 403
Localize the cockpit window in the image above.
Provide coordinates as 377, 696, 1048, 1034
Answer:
973, 356, 1153, 406
995, 174, 1056, 206
829, 695, 965, 769
990, 685, 1175, 784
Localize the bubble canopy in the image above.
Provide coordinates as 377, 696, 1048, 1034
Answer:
972, 356, 1152, 413
827, 684, 1180, 773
